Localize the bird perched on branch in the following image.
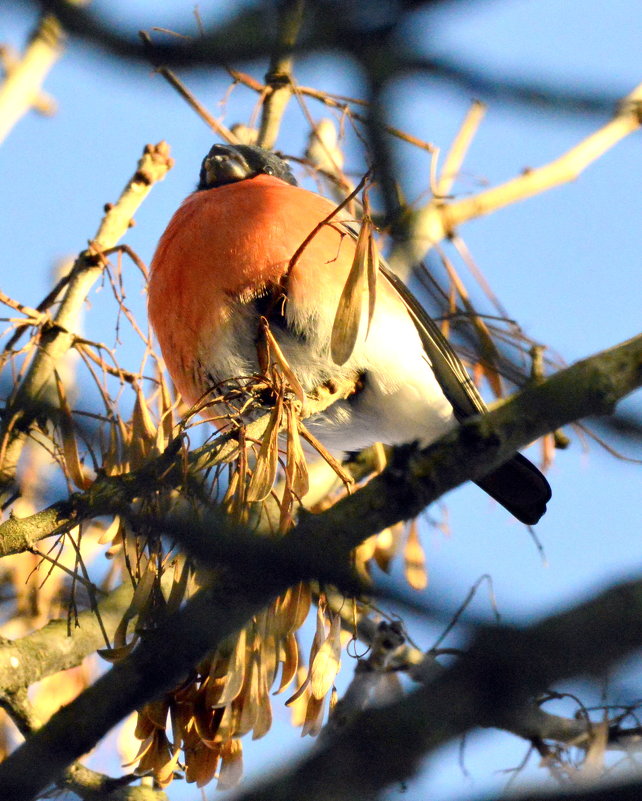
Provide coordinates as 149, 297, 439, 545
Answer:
148, 143, 551, 524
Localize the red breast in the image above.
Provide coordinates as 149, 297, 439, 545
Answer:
149, 174, 358, 409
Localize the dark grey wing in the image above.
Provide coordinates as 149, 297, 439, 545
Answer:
377, 262, 487, 420
338, 219, 485, 418
378, 261, 551, 523
336, 220, 551, 524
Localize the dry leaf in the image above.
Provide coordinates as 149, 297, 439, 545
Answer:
141, 698, 169, 730
373, 523, 403, 572
129, 561, 158, 616
130, 383, 158, 468
310, 614, 342, 700
158, 370, 175, 449
211, 629, 246, 708
289, 667, 311, 727
102, 423, 123, 476
236, 652, 260, 736
261, 318, 307, 409
54, 371, 92, 490
331, 219, 369, 365
275, 632, 299, 694
404, 521, 428, 590
97, 515, 120, 545
252, 655, 273, 740
298, 421, 354, 488
358, 533, 379, 563
217, 739, 243, 790
279, 583, 312, 637
185, 741, 220, 787
136, 729, 171, 778
285, 400, 309, 497
286, 604, 326, 706
365, 214, 379, 336
246, 394, 283, 502
165, 555, 190, 614
301, 694, 326, 737
125, 731, 153, 768
155, 743, 181, 788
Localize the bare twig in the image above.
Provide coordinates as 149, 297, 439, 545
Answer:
139, 30, 237, 143
256, 0, 306, 148
0, 15, 63, 144
0, 142, 173, 496
388, 81, 642, 275
445, 82, 642, 229
435, 100, 486, 198
230, 68, 436, 152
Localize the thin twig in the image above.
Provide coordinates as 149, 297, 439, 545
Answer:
139, 29, 237, 143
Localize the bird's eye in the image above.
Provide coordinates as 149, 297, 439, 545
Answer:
264, 166, 274, 175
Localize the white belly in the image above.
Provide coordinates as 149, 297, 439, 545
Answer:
198, 293, 457, 454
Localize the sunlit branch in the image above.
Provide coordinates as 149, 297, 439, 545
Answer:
0, 142, 173, 497
0, 15, 63, 145
389, 81, 642, 274
0, 582, 150, 694
256, 0, 305, 149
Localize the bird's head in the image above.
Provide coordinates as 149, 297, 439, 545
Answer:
198, 144, 297, 190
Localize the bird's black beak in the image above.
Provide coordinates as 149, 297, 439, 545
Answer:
199, 145, 253, 189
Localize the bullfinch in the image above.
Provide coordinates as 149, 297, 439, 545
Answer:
148, 144, 551, 524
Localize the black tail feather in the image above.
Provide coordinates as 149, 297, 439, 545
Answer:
475, 452, 551, 525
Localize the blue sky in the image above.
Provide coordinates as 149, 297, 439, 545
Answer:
1, 1, 641, 799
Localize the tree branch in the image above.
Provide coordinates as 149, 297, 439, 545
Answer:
0, 374, 358, 557
0, 671, 166, 800
0, 15, 63, 144
61, 763, 168, 801
256, 0, 305, 149
230, 576, 642, 801
0, 142, 173, 496
26, 0, 625, 121
1, 332, 641, 560
0, 578, 174, 694
388, 81, 642, 273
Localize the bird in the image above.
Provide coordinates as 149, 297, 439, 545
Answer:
148, 143, 551, 524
